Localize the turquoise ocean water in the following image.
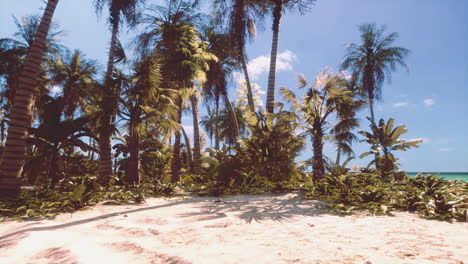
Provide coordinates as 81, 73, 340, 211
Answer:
407, 172, 468, 181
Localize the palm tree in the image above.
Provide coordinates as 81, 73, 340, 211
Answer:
0, 0, 60, 198
359, 118, 421, 173
341, 23, 409, 122
47, 49, 98, 118
265, 0, 316, 113
200, 106, 216, 147
201, 27, 239, 150
93, 0, 146, 183
136, 0, 215, 180
28, 95, 93, 187
0, 14, 64, 144
281, 70, 357, 180
212, 0, 267, 112
218, 104, 246, 147
117, 56, 179, 184
331, 72, 365, 164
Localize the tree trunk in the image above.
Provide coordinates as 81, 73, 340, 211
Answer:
368, 96, 375, 124
90, 138, 95, 161
98, 14, 120, 185
224, 94, 240, 148
0, 107, 5, 144
0, 0, 59, 198
240, 54, 255, 112
126, 130, 140, 185
181, 125, 193, 171
190, 94, 202, 175
312, 122, 325, 180
49, 146, 59, 188
336, 147, 341, 165
171, 97, 182, 183
266, 0, 283, 113
214, 96, 220, 150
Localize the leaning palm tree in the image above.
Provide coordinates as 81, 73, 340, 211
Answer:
265, 0, 316, 113
93, 0, 146, 183
0, 14, 65, 137
341, 23, 409, 123
212, 0, 267, 112
0, 0, 60, 198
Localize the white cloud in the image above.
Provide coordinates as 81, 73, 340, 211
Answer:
439, 148, 454, 152
236, 50, 297, 81
393, 101, 409, 108
424, 99, 435, 107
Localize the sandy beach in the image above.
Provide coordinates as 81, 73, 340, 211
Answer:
0, 192, 467, 264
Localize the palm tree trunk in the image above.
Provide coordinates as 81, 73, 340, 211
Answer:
90, 138, 95, 161
0, 112, 5, 144
214, 96, 220, 150
312, 122, 325, 180
49, 145, 59, 188
224, 94, 240, 148
266, 0, 283, 113
171, 97, 182, 183
368, 96, 375, 124
126, 131, 140, 185
181, 125, 193, 170
98, 14, 120, 184
190, 94, 202, 175
240, 53, 255, 112
336, 147, 341, 165
0, 0, 59, 198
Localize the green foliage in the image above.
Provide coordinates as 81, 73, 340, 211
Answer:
236, 111, 305, 182
359, 118, 421, 174
304, 172, 467, 221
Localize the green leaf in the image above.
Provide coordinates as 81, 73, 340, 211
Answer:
359, 151, 374, 159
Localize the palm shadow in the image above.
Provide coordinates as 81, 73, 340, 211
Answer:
0, 198, 201, 243
0, 192, 328, 246
178, 192, 329, 224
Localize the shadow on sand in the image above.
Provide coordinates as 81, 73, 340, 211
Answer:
0, 192, 328, 244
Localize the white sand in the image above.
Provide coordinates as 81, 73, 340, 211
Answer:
0, 192, 467, 264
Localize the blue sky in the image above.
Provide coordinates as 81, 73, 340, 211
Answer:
1, 0, 467, 172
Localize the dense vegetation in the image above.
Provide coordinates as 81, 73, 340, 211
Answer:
0, 0, 466, 222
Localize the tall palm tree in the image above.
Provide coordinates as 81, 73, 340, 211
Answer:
93, 0, 146, 183
201, 27, 240, 149
0, 0, 60, 198
200, 106, 216, 147
331, 72, 365, 164
0, 14, 64, 139
212, 0, 267, 112
341, 23, 409, 122
281, 70, 357, 180
117, 56, 179, 184
136, 0, 215, 179
265, 0, 316, 113
47, 49, 98, 118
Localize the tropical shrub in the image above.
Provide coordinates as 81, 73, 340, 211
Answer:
359, 118, 422, 175
236, 111, 305, 182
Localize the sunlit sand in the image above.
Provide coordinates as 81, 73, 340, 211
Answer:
1, 193, 467, 264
